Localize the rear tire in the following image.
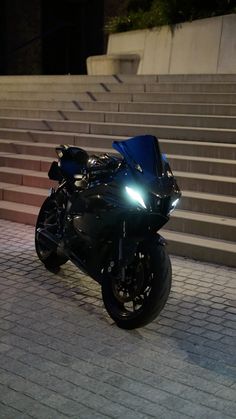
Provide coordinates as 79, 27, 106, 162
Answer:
35, 196, 68, 270
102, 241, 171, 329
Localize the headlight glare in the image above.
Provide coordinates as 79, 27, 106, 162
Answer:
125, 186, 146, 209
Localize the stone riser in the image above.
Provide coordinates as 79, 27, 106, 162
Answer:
176, 173, 236, 196
1, 199, 235, 267
145, 83, 236, 93
169, 212, 236, 242
1, 109, 235, 129
0, 151, 235, 178
0, 168, 56, 189
0, 184, 235, 243
168, 156, 236, 177
1, 73, 236, 83
0, 91, 236, 105
0, 184, 46, 207
0, 83, 146, 93
1, 138, 236, 160
180, 192, 236, 218
160, 140, 236, 160
0, 118, 235, 143
1, 82, 236, 94
0, 203, 38, 225
158, 74, 236, 82
0, 155, 51, 172
1, 166, 235, 218
163, 230, 236, 268
1, 100, 236, 116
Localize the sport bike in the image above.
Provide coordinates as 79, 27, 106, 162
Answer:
35, 135, 181, 329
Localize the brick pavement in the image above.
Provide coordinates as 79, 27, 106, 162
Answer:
0, 219, 235, 419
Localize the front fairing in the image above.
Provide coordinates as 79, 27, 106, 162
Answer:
113, 135, 163, 181
112, 135, 181, 212
71, 135, 180, 240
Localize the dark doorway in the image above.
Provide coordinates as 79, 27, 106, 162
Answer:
42, 0, 104, 74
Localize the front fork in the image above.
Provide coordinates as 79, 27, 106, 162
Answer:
119, 221, 127, 281
113, 220, 167, 277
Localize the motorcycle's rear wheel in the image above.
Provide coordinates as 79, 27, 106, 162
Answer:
35, 196, 68, 270
102, 241, 171, 329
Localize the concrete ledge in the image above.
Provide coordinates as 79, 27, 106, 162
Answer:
87, 14, 236, 75
87, 54, 140, 75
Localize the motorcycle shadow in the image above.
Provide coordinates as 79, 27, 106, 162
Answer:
31, 257, 113, 325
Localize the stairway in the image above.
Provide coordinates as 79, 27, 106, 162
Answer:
0, 74, 235, 267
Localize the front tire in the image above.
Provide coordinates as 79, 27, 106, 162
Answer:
35, 195, 68, 270
102, 241, 171, 329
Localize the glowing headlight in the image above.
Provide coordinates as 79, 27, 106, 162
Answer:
125, 186, 146, 209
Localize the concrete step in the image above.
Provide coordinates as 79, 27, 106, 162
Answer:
1, 133, 236, 161
0, 117, 235, 143
169, 209, 236, 242
118, 102, 236, 117
0, 74, 157, 84
1, 149, 234, 178
160, 139, 236, 160
168, 155, 236, 177
2, 82, 236, 94
132, 92, 236, 104
0, 100, 84, 111
1, 91, 236, 105
163, 229, 236, 268
0, 139, 115, 159
0, 108, 67, 121
0, 127, 77, 144
0, 153, 52, 172
175, 171, 236, 196
0, 91, 112, 102
0, 165, 233, 218
1, 100, 236, 116
0, 197, 235, 268
0, 182, 47, 207
1, 108, 236, 129
0, 167, 56, 189
158, 74, 236, 83
0, 149, 235, 216
103, 111, 236, 130
180, 191, 236, 218
0, 128, 126, 148
146, 83, 236, 93
0, 83, 147, 93
0, 200, 38, 225
0, 109, 105, 124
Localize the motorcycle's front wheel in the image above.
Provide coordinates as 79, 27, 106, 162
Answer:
102, 241, 171, 329
35, 195, 68, 270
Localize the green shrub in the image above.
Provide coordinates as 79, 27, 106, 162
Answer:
105, 0, 236, 33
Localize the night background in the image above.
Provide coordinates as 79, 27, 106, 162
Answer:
0, 0, 121, 75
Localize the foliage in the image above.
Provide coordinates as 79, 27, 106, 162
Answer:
105, 0, 236, 33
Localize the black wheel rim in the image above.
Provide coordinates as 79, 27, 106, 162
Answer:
36, 200, 60, 260
111, 252, 154, 318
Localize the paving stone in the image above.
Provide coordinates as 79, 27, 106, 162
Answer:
0, 219, 235, 418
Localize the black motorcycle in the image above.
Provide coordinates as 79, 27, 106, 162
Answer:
35, 135, 181, 329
